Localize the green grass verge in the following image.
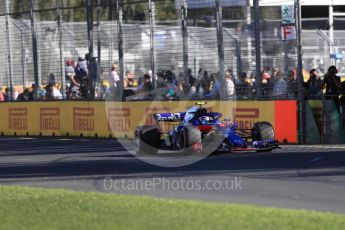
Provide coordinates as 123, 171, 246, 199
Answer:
0, 186, 344, 230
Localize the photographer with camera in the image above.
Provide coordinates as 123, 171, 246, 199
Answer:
322, 65, 341, 112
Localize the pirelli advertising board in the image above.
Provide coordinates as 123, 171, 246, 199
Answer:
0, 100, 297, 143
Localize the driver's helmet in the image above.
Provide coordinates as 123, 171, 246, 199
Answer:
201, 116, 210, 125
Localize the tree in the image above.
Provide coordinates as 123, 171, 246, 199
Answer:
11, 0, 177, 22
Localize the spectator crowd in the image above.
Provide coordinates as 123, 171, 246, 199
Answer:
0, 55, 344, 109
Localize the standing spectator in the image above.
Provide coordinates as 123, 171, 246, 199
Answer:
108, 64, 120, 99
28, 83, 36, 101
165, 70, 176, 85
0, 87, 4, 102
225, 69, 235, 99
205, 73, 221, 99
322, 65, 341, 112
147, 70, 153, 80
51, 84, 63, 100
4, 87, 11, 101
271, 67, 279, 79
261, 72, 271, 98
269, 67, 279, 94
124, 71, 138, 88
306, 69, 322, 99
143, 73, 154, 93
236, 72, 252, 99
198, 69, 211, 97
37, 84, 47, 100
262, 67, 271, 81
75, 60, 88, 81
287, 70, 298, 98
261, 67, 271, 98
65, 59, 75, 86
75, 61, 89, 99
48, 73, 56, 85
188, 68, 196, 87
161, 78, 177, 101
124, 71, 138, 97
17, 88, 31, 101
65, 59, 80, 99
78, 56, 88, 74
138, 74, 154, 99
45, 83, 53, 100
97, 79, 110, 100
157, 70, 166, 89
176, 79, 186, 98
138, 74, 153, 92
147, 69, 156, 87
38, 73, 56, 100
272, 71, 287, 99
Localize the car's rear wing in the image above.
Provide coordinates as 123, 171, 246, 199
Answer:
153, 112, 186, 122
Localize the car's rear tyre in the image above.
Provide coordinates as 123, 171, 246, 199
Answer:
252, 122, 275, 153
178, 126, 201, 152
135, 126, 160, 155
252, 122, 274, 141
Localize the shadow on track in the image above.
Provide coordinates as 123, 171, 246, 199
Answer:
0, 137, 344, 182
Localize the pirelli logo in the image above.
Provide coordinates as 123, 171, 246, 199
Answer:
108, 108, 130, 132
40, 108, 60, 131
73, 108, 95, 131
233, 108, 260, 129
9, 108, 28, 130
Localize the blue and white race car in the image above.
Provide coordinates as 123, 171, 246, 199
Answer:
135, 102, 279, 155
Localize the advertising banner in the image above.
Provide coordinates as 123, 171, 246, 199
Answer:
274, 101, 298, 143
0, 100, 297, 143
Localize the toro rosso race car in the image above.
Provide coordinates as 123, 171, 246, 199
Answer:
135, 102, 280, 155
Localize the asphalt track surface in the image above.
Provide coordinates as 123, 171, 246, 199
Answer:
0, 137, 345, 213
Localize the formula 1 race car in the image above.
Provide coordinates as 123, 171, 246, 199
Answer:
134, 102, 280, 155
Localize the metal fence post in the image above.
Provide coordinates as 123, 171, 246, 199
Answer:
296, 0, 306, 144
149, 0, 156, 89
86, 0, 96, 99
181, 0, 188, 88
246, 5, 252, 72
56, 0, 66, 99
97, 0, 101, 67
117, 0, 124, 100
29, 0, 40, 100
20, 29, 26, 92
253, 0, 262, 99
216, 0, 225, 100
87, 0, 94, 59
329, 5, 335, 66
5, 0, 14, 100
11, 21, 27, 93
